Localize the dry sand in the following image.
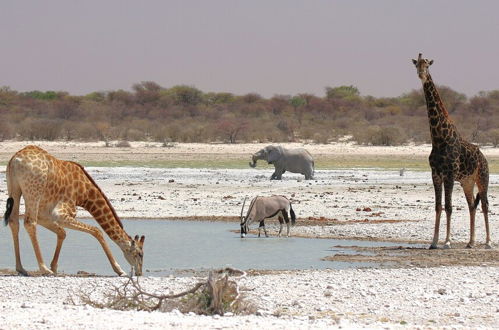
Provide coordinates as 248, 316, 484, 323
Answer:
0, 141, 497, 329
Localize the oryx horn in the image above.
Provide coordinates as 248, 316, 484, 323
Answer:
240, 197, 247, 221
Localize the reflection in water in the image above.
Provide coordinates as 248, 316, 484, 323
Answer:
0, 220, 419, 276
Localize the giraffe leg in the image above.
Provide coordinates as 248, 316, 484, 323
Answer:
477, 190, 492, 249
430, 176, 443, 249
52, 202, 126, 276
7, 212, 28, 275
5, 187, 28, 275
442, 178, 454, 249
476, 169, 492, 249
481, 194, 492, 249
60, 218, 126, 276
461, 180, 476, 249
38, 221, 67, 273
23, 216, 53, 275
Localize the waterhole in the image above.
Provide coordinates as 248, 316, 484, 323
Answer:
0, 220, 420, 276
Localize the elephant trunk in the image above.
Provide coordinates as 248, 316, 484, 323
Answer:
249, 155, 258, 168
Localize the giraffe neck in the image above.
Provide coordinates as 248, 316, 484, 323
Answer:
77, 168, 132, 249
82, 192, 130, 247
422, 74, 459, 147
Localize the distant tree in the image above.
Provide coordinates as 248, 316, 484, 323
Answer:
133, 81, 162, 92
269, 95, 290, 115
487, 129, 499, 147
437, 86, 466, 114
289, 95, 306, 126
399, 89, 425, 113
469, 96, 491, 114
163, 85, 204, 106
107, 89, 134, 105
132, 81, 162, 105
325, 85, 360, 100
84, 91, 106, 102
354, 125, 406, 146
204, 92, 235, 105
22, 90, 64, 100
0, 86, 18, 106
239, 93, 262, 104
216, 116, 248, 143
54, 96, 81, 120
276, 119, 296, 141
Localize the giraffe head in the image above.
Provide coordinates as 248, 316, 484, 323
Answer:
123, 235, 145, 276
412, 53, 434, 83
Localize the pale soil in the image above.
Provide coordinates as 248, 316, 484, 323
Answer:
0, 140, 498, 165
0, 141, 497, 329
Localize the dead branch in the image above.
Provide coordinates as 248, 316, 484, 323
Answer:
72, 268, 255, 315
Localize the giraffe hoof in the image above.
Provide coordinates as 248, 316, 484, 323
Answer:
117, 270, 127, 277
465, 243, 474, 249
40, 271, 54, 276
41, 268, 54, 276
443, 243, 451, 249
429, 245, 438, 250
485, 243, 493, 249
16, 268, 29, 276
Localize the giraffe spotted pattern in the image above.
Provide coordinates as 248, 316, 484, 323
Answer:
413, 53, 491, 249
4, 145, 145, 276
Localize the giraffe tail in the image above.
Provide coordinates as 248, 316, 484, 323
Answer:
4, 197, 14, 226
473, 193, 481, 210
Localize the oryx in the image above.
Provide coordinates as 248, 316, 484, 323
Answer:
240, 195, 296, 238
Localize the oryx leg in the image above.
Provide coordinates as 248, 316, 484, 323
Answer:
258, 220, 268, 238
282, 209, 291, 237
277, 216, 284, 237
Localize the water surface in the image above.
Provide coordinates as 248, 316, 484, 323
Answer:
0, 219, 419, 276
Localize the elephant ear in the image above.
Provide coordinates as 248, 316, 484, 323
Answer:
267, 146, 282, 164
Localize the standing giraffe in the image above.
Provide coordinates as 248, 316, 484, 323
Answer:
3, 145, 145, 276
412, 53, 492, 249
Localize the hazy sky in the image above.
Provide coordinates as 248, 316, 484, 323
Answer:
1, 1, 499, 98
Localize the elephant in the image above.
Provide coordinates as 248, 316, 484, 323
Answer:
249, 145, 314, 180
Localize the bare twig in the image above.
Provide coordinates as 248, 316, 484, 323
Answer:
72, 268, 254, 315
